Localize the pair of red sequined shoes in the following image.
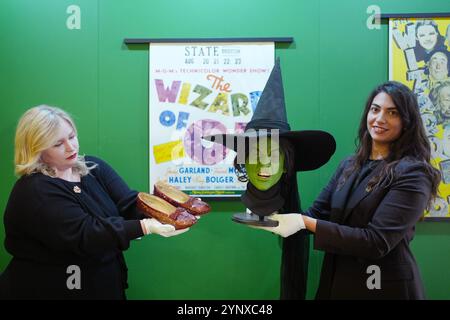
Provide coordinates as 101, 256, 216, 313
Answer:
137, 181, 211, 230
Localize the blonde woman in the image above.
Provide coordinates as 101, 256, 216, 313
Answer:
0, 105, 187, 299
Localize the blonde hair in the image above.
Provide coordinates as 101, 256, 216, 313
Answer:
14, 105, 97, 177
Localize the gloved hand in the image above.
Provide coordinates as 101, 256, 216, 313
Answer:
195, 198, 202, 220
141, 218, 189, 237
250, 213, 305, 238
158, 228, 190, 237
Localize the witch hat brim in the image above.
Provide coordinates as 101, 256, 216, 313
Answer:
203, 130, 336, 171
202, 58, 336, 171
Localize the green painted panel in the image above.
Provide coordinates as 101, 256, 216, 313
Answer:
0, 0, 99, 269
1, 0, 450, 300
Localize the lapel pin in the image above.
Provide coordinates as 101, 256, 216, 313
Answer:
73, 186, 81, 194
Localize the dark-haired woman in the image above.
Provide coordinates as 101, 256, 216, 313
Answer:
252, 81, 441, 299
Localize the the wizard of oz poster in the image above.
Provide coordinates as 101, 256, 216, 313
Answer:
149, 42, 274, 197
390, 17, 450, 218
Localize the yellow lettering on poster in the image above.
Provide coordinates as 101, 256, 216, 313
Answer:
153, 140, 185, 164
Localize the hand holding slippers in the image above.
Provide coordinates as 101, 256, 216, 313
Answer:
137, 193, 197, 230
137, 181, 211, 232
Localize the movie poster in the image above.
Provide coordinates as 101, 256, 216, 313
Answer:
389, 18, 450, 218
149, 42, 274, 197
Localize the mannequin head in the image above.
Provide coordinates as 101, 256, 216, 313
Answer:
245, 137, 285, 191
234, 137, 295, 191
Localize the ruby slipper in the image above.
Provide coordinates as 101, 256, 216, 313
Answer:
153, 181, 211, 216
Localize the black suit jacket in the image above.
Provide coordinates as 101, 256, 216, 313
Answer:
304, 157, 431, 299
0, 156, 144, 299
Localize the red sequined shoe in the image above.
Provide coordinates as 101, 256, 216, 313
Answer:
137, 192, 197, 230
153, 181, 211, 216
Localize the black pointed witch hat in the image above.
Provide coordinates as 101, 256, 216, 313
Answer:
203, 58, 336, 171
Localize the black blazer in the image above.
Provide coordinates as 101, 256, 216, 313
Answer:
304, 157, 431, 300
0, 156, 144, 299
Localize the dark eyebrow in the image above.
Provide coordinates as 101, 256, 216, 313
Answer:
371, 103, 397, 110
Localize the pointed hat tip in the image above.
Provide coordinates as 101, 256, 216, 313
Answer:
244, 55, 289, 131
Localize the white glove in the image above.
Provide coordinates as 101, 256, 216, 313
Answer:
158, 228, 190, 237
194, 198, 202, 220
141, 218, 189, 237
250, 213, 305, 238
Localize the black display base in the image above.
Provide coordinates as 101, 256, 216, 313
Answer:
232, 212, 279, 227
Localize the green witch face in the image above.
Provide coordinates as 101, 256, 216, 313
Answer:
244, 138, 286, 191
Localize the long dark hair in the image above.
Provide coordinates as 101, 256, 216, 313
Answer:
340, 81, 441, 208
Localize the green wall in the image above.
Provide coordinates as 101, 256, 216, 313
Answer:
1, 0, 449, 299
